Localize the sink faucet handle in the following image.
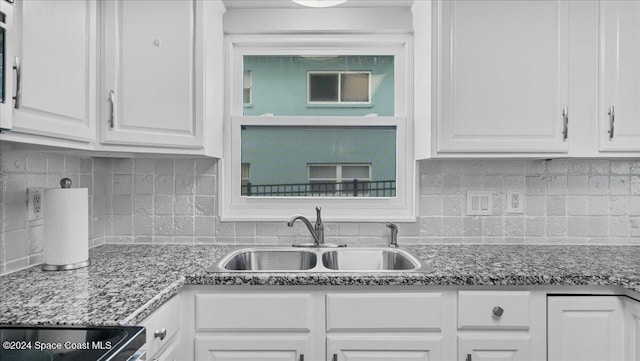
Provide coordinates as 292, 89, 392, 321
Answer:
386, 222, 399, 248
315, 207, 322, 223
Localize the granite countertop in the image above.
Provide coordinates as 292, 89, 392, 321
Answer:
1, 243, 639, 326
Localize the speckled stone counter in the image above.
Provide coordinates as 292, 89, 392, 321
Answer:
1, 244, 639, 326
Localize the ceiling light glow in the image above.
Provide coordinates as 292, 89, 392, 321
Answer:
292, 0, 348, 8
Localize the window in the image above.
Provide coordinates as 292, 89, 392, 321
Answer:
308, 164, 382, 197
308, 71, 371, 104
222, 35, 414, 222
241, 163, 251, 195
243, 70, 252, 106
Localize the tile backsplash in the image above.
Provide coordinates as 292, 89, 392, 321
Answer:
1, 150, 639, 274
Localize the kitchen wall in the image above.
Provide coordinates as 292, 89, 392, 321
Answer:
2, 151, 639, 274
0, 150, 108, 274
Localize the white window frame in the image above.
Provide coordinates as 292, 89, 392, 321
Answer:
243, 70, 252, 106
221, 34, 416, 222
307, 71, 372, 105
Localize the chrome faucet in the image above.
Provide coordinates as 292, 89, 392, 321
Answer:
288, 207, 325, 246
386, 222, 399, 248
288, 207, 345, 248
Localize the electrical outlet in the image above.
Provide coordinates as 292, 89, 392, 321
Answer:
466, 191, 493, 215
28, 188, 44, 221
506, 189, 524, 213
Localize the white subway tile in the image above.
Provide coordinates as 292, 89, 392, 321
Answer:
609, 196, 629, 216
112, 159, 133, 174
134, 159, 156, 174
610, 176, 630, 195
26, 153, 47, 173
175, 159, 195, 174
154, 159, 175, 175
134, 175, 154, 194
175, 175, 195, 195
174, 195, 194, 215
588, 217, 608, 237
174, 216, 194, 236
589, 160, 610, 174
610, 160, 630, 175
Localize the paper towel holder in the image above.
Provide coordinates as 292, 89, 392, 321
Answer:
42, 178, 91, 272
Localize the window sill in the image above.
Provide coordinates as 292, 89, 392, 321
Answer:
306, 103, 373, 108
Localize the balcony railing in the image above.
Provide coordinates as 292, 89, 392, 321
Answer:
241, 180, 396, 197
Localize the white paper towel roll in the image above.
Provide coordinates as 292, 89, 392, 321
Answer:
43, 187, 89, 269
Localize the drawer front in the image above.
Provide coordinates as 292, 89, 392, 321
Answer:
326, 293, 443, 331
139, 295, 180, 359
458, 291, 530, 329
196, 293, 312, 331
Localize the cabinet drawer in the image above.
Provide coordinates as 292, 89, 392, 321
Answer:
139, 294, 180, 359
326, 293, 443, 331
458, 291, 530, 329
196, 293, 312, 331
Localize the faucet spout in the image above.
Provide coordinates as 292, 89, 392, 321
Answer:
287, 214, 320, 245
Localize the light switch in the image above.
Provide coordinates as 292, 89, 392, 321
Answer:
467, 191, 493, 215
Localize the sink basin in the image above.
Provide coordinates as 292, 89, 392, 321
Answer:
220, 249, 317, 271
207, 246, 427, 272
322, 248, 420, 271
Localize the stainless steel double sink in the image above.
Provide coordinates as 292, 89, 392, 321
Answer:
207, 246, 429, 272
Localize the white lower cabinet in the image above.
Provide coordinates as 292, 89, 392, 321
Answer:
187, 289, 455, 361
328, 335, 442, 361
457, 291, 546, 361
138, 294, 182, 361
195, 335, 310, 361
548, 296, 626, 361
624, 297, 640, 361
458, 335, 530, 361
181, 287, 640, 361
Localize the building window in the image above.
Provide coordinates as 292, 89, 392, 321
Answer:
308, 164, 380, 197
308, 71, 371, 104
243, 70, 252, 106
241, 163, 251, 195
222, 35, 414, 222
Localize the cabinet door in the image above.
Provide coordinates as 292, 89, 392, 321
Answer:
327, 335, 441, 361
150, 340, 180, 361
195, 335, 310, 361
625, 298, 640, 361
548, 296, 625, 361
12, 0, 97, 141
599, 1, 640, 152
101, 0, 203, 148
458, 335, 530, 361
436, 0, 569, 153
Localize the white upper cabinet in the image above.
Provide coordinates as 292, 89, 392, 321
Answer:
599, 0, 640, 152
11, 0, 97, 142
101, 0, 204, 148
435, 0, 569, 154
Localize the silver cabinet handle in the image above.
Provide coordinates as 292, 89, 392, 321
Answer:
13, 56, 20, 109
332, 354, 338, 361
466, 354, 472, 361
608, 105, 615, 140
153, 328, 167, 340
492, 306, 504, 317
562, 106, 568, 141
108, 90, 115, 128
299, 354, 304, 361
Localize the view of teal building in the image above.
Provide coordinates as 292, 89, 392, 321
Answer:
241, 56, 396, 197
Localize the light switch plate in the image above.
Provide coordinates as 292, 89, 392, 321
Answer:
466, 191, 493, 215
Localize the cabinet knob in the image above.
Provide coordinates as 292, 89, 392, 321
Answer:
153, 328, 167, 340
492, 306, 504, 317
